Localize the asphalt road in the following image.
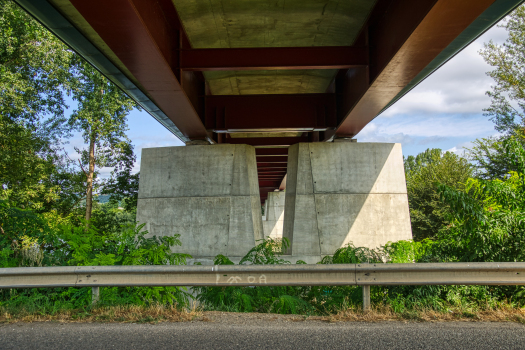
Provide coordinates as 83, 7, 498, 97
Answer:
1, 321, 525, 350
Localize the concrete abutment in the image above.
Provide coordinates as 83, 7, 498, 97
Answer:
136, 142, 412, 265
283, 142, 413, 262
262, 191, 285, 239
136, 144, 263, 264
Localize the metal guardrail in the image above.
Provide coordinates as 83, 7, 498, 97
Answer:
2, 263, 524, 309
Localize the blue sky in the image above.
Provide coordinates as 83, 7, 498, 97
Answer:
64, 21, 509, 175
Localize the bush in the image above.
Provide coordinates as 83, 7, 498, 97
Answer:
0, 201, 192, 312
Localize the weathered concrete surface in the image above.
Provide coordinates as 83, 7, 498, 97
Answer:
262, 191, 285, 239
172, 0, 377, 95
283, 142, 412, 259
136, 145, 263, 261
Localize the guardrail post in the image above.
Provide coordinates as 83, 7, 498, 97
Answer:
92, 286, 100, 305
362, 285, 370, 312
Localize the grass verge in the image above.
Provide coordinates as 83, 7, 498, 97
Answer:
329, 304, 525, 323
2, 304, 525, 324
0, 304, 201, 324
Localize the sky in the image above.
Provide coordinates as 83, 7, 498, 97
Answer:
64, 19, 509, 176
357, 23, 508, 156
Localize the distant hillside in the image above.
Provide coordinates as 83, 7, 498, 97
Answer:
96, 194, 111, 203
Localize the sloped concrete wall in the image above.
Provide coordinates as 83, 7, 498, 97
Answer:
262, 191, 285, 239
283, 142, 412, 261
136, 145, 263, 263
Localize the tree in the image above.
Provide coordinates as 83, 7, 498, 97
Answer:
0, 0, 72, 210
439, 137, 525, 262
466, 135, 525, 180
101, 142, 140, 212
0, 0, 71, 126
480, 5, 525, 136
0, 118, 60, 210
405, 149, 473, 241
67, 57, 136, 223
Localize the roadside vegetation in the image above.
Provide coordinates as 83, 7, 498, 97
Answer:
2, 0, 525, 321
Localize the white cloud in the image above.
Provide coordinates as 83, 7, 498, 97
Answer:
356, 22, 510, 156
381, 25, 507, 118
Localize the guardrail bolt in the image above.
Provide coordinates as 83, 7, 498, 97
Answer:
92, 286, 100, 305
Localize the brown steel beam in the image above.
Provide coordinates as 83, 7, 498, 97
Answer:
257, 167, 288, 170
256, 149, 289, 156
256, 156, 288, 163
257, 163, 288, 168
229, 137, 308, 147
69, 0, 208, 140
335, 0, 496, 138
206, 95, 336, 132
259, 180, 283, 187
180, 46, 368, 71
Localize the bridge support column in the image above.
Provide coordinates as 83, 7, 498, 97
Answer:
136, 144, 263, 264
283, 142, 412, 263
262, 191, 285, 239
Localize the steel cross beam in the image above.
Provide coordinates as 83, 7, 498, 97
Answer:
229, 137, 309, 147
180, 46, 368, 71
206, 94, 336, 132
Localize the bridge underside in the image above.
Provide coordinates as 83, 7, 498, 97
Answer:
17, 0, 522, 201
16, 0, 524, 260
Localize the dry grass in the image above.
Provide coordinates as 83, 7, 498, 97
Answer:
2, 304, 525, 324
328, 305, 525, 323
0, 304, 201, 324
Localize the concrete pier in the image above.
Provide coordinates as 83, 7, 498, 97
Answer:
262, 191, 285, 239
136, 144, 264, 264
283, 142, 412, 263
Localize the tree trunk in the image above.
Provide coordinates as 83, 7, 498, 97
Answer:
85, 135, 96, 224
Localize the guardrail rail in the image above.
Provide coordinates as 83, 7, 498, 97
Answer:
1, 262, 524, 309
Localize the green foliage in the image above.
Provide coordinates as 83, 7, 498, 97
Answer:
404, 149, 473, 240
320, 243, 384, 264
0, 0, 71, 125
466, 136, 523, 180
437, 137, 525, 262
480, 4, 525, 136
196, 238, 316, 314
100, 142, 140, 212
0, 200, 192, 310
239, 237, 290, 265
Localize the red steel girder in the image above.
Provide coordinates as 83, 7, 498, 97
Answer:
257, 163, 288, 168
206, 94, 336, 132
69, 0, 208, 140
259, 181, 283, 187
180, 46, 368, 71
256, 156, 287, 163
256, 149, 289, 156
335, 0, 497, 138
228, 137, 308, 147
258, 168, 288, 173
